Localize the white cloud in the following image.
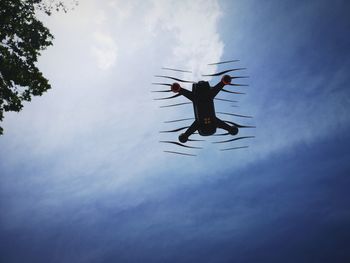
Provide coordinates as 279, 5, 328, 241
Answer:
91, 31, 118, 70
144, 0, 224, 78
0, 0, 226, 229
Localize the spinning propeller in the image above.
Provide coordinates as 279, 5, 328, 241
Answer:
152, 60, 255, 156
208, 59, 240, 65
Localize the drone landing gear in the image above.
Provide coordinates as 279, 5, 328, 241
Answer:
178, 121, 199, 143
216, 118, 238, 135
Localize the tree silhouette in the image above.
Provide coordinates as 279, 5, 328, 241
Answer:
0, 0, 76, 135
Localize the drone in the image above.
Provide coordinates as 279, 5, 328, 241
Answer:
152, 60, 255, 156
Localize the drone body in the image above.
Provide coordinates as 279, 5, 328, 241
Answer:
171, 76, 238, 143
192, 81, 217, 136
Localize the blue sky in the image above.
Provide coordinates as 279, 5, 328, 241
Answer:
1, 0, 350, 262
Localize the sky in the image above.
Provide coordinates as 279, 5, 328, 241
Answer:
0, 0, 350, 262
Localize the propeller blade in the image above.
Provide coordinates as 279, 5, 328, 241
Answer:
217, 112, 253, 118
160, 141, 203, 149
202, 68, 246, 77
164, 151, 196, 156
222, 89, 245, 94
228, 83, 249, 87
153, 94, 181, 100
213, 132, 230, 136
188, 138, 205, 142
208, 60, 239, 65
159, 126, 189, 133
162, 67, 192, 73
151, 90, 172, 93
164, 118, 194, 123
231, 76, 249, 80
155, 75, 194, 83
213, 136, 255, 144
214, 98, 238, 103
160, 102, 192, 108
223, 120, 256, 128
220, 146, 249, 151
152, 83, 172, 86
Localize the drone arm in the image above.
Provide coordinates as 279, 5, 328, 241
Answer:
216, 117, 239, 135
211, 75, 231, 98
216, 117, 231, 131
171, 83, 193, 101
179, 88, 193, 101
179, 121, 198, 142
211, 82, 225, 98
184, 121, 198, 137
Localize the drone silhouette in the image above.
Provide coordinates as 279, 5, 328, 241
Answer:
152, 60, 255, 156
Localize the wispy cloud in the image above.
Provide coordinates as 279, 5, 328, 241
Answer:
91, 31, 118, 70
0, 0, 225, 227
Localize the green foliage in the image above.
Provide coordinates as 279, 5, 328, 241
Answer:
0, 0, 75, 135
